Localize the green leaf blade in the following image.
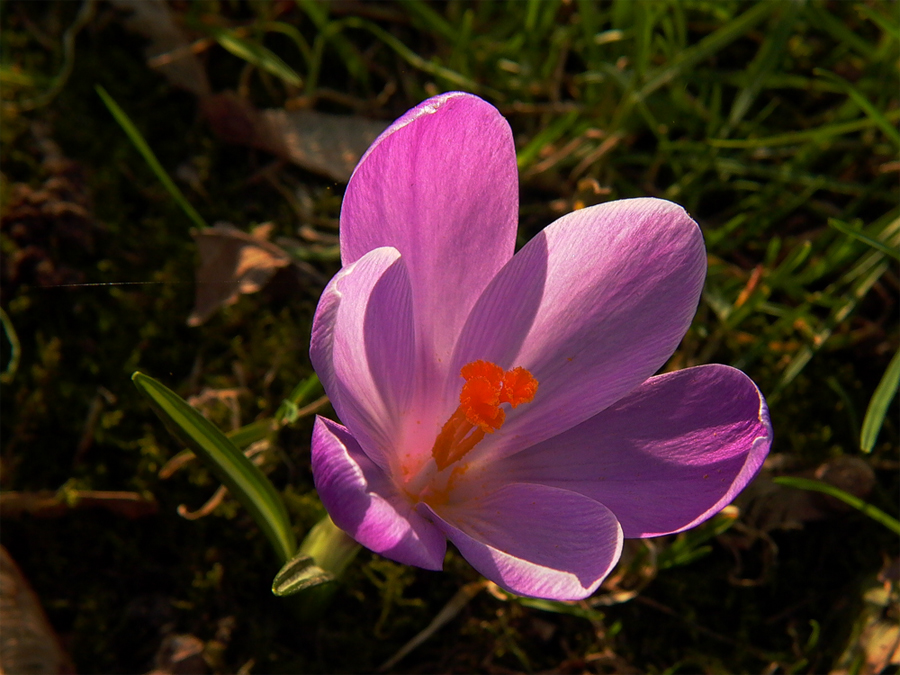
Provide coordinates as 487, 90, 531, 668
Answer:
828, 218, 900, 262
204, 26, 303, 88
95, 85, 208, 230
132, 372, 296, 563
860, 349, 900, 453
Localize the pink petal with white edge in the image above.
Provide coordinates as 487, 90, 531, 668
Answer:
418, 483, 623, 600
490, 365, 772, 538
311, 416, 446, 570
450, 198, 707, 456
340, 93, 518, 376
310, 247, 416, 472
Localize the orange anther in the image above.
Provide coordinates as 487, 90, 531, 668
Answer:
499, 367, 539, 408
460, 376, 504, 432
460, 360, 504, 386
429, 360, 537, 473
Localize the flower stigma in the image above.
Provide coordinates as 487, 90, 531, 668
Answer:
431, 360, 538, 464
432, 360, 538, 470
407, 360, 538, 507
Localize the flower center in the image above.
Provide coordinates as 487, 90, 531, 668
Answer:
430, 360, 538, 471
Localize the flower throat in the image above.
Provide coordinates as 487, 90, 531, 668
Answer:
431, 360, 538, 471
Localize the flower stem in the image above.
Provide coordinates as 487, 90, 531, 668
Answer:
288, 515, 360, 620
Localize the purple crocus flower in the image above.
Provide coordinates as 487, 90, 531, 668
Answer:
309, 92, 772, 601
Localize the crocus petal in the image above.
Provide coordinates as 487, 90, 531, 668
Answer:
311, 416, 446, 570
450, 198, 707, 456
310, 247, 416, 470
340, 92, 518, 376
492, 365, 772, 538
418, 483, 623, 600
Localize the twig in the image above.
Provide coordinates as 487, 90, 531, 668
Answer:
378, 581, 488, 672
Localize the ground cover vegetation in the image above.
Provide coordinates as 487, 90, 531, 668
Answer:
1, 1, 897, 673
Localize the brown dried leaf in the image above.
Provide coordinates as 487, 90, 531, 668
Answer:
256, 107, 386, 182
736, 455, 876, 533
114, 0, 385, 183
0, 546, 75, 674
832, 557, 900, 675
110, 0, 211, 97
146, 633, 207, 675
859, 620, 900, 674
201, 92, 387, 182
188, 222, 292, 326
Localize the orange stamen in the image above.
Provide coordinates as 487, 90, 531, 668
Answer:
460, 377, 505, 431
500, 366, 539, 407
430, 360, 537, 471
460, 360, 504, 386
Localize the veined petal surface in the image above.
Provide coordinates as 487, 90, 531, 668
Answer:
418, 483, 623, 600
492, 365, 772, 537
310, 247, 416, 471
340, 93, 518, 377
451, 198, 707, 456
311, 417, 446, 570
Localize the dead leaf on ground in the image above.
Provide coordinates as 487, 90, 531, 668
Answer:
832, 556, 900, 675
0, 546, 75, 675
201, 91, 387, 182
723, 455, 878, 586
735, 455, 876, 533
113, 0, 388, 182
109, 0, 211, 98
188, 222, 292, 326
146, 633, 207, 675
857, 620, 900, 675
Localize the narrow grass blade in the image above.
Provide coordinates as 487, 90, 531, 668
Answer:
727, 1, 801, 128
773, 477, 900, 536
516, 110, 580, 170
828, 218, 900, 262
402, 0, 458, 42
860, 349, 900, 453
95, 85, 208, 230
516, 596, 606, 621
333, 16, 501, 99
856, 3, 900, 43
297, 0, 368, 87
203, 25, 302, 88
806, 3, 875, 58
814, 68, 900, 148
708, 109, 900, 148
261, 21, 313, 68
378, 581, 487, 673
132, 372, 296, 562
774, 259, 889, 396
658, 508, 739, 570
640, 2, 775, 99
228, 418, 275, 449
